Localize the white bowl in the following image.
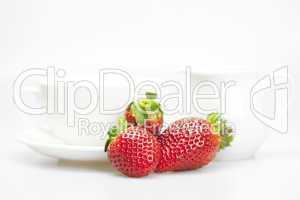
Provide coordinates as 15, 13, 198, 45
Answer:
189, 70, 269, 160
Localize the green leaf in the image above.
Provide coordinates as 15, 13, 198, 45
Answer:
150, 101, 159, 111
207, 112, 220, 124
145, 92, 157, 99
104, 137, 113, 152
220, 134, 234, 150
107, 125, 118, 137
104, 116, 128, 152
131, 102, 147, 125
207, 112, 234, 151
117, 116, 127, 133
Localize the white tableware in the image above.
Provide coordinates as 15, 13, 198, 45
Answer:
17, 130, 106, 161
20, 67, 181, 147
22, 70, 131, 146
18, 66, 290, 161
189, 69, 270, 160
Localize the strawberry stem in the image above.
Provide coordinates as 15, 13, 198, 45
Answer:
145, 92, 157, 99
207, 113, 234, 150
131, 92, 161, 126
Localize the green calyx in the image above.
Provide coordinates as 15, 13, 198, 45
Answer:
207, 112, 234, 150
130, 92, 162, 125
104, 117, 128, 152
104, 92, 162, 152
145, 92, 157, 99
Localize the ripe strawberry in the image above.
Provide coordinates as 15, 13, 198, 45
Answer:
105, 118, 160, 177
124, 92, 163, 135
155, 113, 233, 172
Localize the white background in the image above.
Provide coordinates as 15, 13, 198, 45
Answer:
1, 0, 300, 200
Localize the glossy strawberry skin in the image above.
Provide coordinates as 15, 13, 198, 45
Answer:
107, 126, 160, 177
155, 118, 220, 172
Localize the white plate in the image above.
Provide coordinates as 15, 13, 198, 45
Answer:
17, 130, 107, 161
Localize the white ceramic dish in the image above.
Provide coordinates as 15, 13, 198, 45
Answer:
18, 66, 290, 161
22, 70, 129, 146
189, 70, 269, 160
17, 130, 106, 161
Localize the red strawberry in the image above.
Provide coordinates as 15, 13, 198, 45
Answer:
124, 92, 163, 135
105, 118, 160, 177
155, 113, 233, 172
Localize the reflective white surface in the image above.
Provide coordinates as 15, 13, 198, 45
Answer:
7, 134, 300, 200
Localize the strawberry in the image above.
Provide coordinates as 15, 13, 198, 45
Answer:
105, 117, 160, 177
124, 92, 163, 135
155, 113, 233, 172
